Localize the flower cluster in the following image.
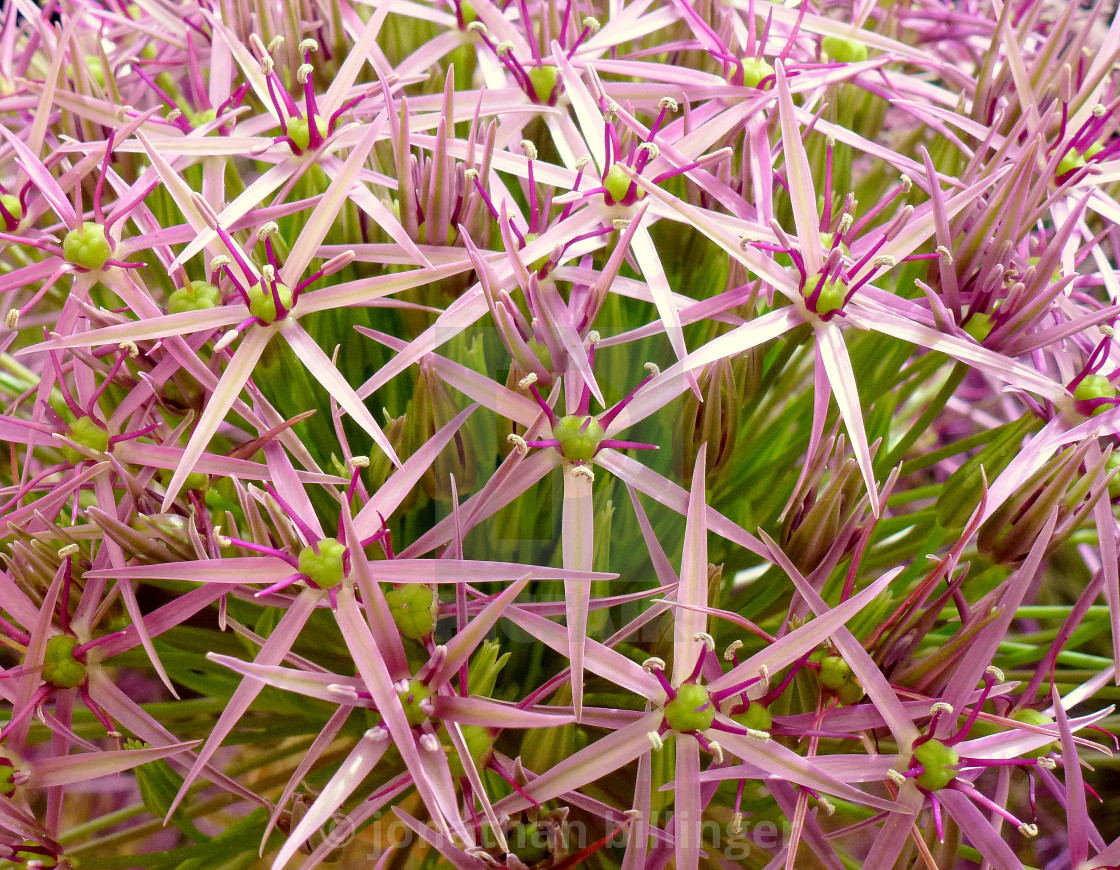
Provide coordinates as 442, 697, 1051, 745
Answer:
3, 0, 1120, 868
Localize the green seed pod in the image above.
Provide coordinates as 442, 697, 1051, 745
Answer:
297, 538, 347, 589
167, 280, 222, 314
664, 683, 715, 733
62, 223, 113, 271
63, 416, 110, 463
1073, 373, 1116, 416
935, 416, 1039, 529
42, 634, 86, 688
384, 584, 438, 640
247, 280, 294, 323
527, 65, 559, 104
506, 821, 552, 866
822, 35, 869, 63
729, 56, 773, 88
837, 676, 865, 706
552, 415, 605, 463
912, 738, 958, 791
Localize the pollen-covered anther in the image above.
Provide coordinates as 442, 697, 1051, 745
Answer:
366, 726, 390, 741
575, 156, 592, 171
647, 731, 664, 751
900, 174, 912, 192
348, 455, 370, 468
659, 96, 679, 111
260, 57, 274, 75
872, 256, 896, 268
266, 34, 284, 52
466, 20, 488, 35
1018, 823, 1039, 838
583, 15, 601, 31
637, 142, 660, 160
931, 702, 954, 716
256, 221, 279, 240
299, 38, 319, 54
420, 733, 440, 752
642, 656, 667, 672
1102, 325, 1116, 338
936, 246, 953, 263
587, 330, 601, 344
419, 698, 436, 716
1093, 103, 1107, 117
217, 535, 232, 548
261, 264, 276, 282
731, 812, 743, 834
746, 727, 770, 742
818, 797, 835, 816
518, 372, 538, 389
506, 432, 529, 453
985, 665, 1005, 682
1037, 756, 1057, 769
837, 213, 854, 235
644, 362, 660, 377
392, 678, 411, 694
328, 683, 359, 697
758, 664, 770, 688
463, 168, 479, 182
611, 219, 631, 230
297, 64, 313, 84
694, 631, 715, 651
886, 769, 907, 785
166, 108, 182, 121
214, 330, 240, 352
5, 309, 18, 329
521, 140, 537, 160
57, 543, 81, 558
603, 102, 619, 121
723, 640, 743, 661
570, 465, 595, 482
119, 340, 138, 357
708, 740, 724, 762
209, 255, 232, 271
495, 40, 514, 55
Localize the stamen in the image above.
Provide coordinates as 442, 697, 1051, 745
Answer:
58, 543, 81, 558
575, 156, 592, 171
5, 310, 18, 329
328, 683, 359, 697
420, 733, 440, 752
731, 812, 743, 834
570, 465, 595, 482
900, 174, 912, 192
217, 535, 232, 548
119, 340, 138, 357
256, 221, 279, 241
758, 664, 770, 688
817, 797, 835, 816
886, 769, 906, 785
837, 213, 854, 235
210, 255, 231, 271
587, 330, 601, 344
297, 64, 313, 84
647, 731, 664, 751
724, 640, 743, 661
507, 434, 529, 455
266, 35, 284, 53
611, 218, 631, 230
467, 21, 488, 35
583, 16, 600, 31
937, 246, 953, 264
642, 656, 667, 672
931, 702, 954, 716
708, 739, 724, 762
213, 330, 240, 352
299, 38, 319, 54
694, 631, 715, 650
518, 372, 538, 389
349, 455, 370, 468
659, 96, 679, 111
644, 362, 660, 377
521, 140, 538, 160
366, 726, 390, 741
637, 142, 660, 161
1037, 757, 1056, 769
1018, 823, 1038, 838
746, 727, 770, 742
604, 101, 619, 121
872, 256, 896, 268
495, 40, 514, 55
985, 666, 1004, 682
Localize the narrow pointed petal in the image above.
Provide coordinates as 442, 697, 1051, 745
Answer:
774, 61, 822, 275
673, 444, 708, 686
563, 468, 594, 718
675, 734, 702, 870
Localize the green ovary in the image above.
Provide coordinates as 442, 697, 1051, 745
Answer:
62, 223, 113, 271
398, 679, 433, 727
964, 312, 994, 342
298, 538, 347, 588
732, 704, 772, 732
247, 281, 294, 323
287, 116, 328, 152
528, 65, 559, 104
664, 682, 715, 733
603, 163, 641, 205
385, 584, 438, 639
733, 57, 773, 88
822, 35, 868, 63
803, 274, 848, 315
818, 655, 852, 691
552, 415, 605, 462
64, 416, 110, 463
443, 723, 493, 778
43, 635, 86, 688
168, 280, 221, 314
913, 738, 958, 791
1010, 708, 1056, 759
0, 193, 21, 225
1074, 374, 1116, 416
